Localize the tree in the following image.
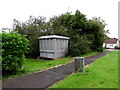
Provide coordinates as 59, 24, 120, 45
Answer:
12, 10, 109, 57
87, 17, 109, 51
13, 16, 47, 58
47, 10, 91, 56
64, 10, 88, 35
46, 14, 69, 36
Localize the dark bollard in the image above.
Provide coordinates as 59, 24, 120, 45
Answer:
74, 57, 85, 73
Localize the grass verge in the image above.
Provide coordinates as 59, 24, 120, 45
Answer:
3, 57, 72, 80
79, 51, 101, 57
50, 51, 118, 88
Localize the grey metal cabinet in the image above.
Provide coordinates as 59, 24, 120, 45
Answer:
38, 35, 70, 59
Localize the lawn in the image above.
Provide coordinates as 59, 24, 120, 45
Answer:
50, 51, 118, 88
23, 57, 73, 73
79, 51, 101, 57
2, 51, 106, 80
3, 57, 73, 80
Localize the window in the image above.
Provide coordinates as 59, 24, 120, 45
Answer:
110, 44, 113, 46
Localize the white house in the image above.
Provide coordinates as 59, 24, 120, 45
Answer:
103, 38, 118, 49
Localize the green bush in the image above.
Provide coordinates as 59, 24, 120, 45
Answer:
68, 35, 91, 56
2, 31, 29, 74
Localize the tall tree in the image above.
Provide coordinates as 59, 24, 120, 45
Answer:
13, 16, 47, 58
87, 17, 109, 51
48, 10, 91, 56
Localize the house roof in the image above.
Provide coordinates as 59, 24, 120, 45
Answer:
104, 38, 118, 44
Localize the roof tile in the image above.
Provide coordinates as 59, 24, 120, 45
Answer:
104, 38, 118, 44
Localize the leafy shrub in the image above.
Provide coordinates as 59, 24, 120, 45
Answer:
68, 35, 91, 56
2, 31, 29, 74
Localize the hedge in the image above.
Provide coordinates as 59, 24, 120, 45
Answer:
2, 31, 29, 74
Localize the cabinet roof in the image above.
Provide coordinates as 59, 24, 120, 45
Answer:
38, 35, 70, 39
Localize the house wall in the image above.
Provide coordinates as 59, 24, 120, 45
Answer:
118, 40, 120, 48
115, 39, 120, 48
103, 43, 105, 48
116, 40, 119, 47
106, 44, 116, 49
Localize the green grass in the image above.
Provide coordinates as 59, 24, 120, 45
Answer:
78, 51, 100, 57
78, 49, 107, 57
50, 51, 118, 88
23, 57, 73, 73
3, 57, 73, 80
118, 51, 120, 89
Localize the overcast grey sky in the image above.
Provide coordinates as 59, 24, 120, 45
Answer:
0, 0, 119, 38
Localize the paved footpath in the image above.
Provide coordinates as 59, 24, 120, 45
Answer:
2, 51, 110, 89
